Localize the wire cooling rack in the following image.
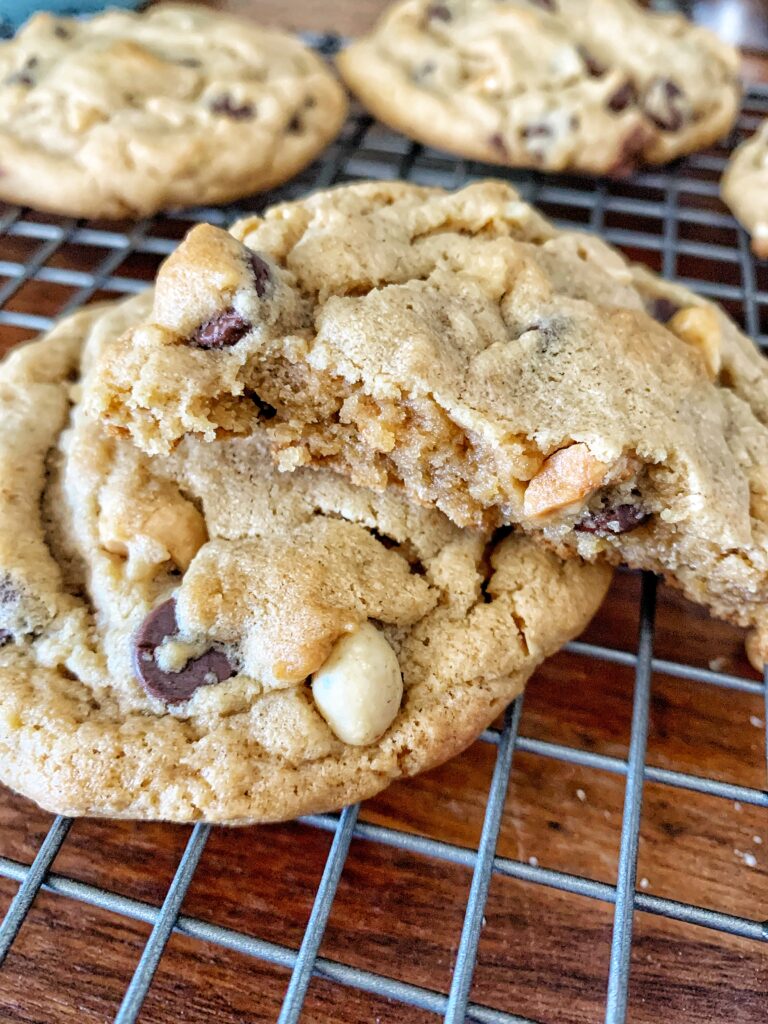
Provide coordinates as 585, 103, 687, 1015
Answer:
0, 36, 767, 1024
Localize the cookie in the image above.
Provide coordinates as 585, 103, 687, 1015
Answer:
88, 178, 768, 662
0, 296, 609, 822
0, 3, 347, 218
721, 121, 768, 258
336, 0, 740, 175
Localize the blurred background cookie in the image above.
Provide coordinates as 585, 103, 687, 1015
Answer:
0, 3, 347, 217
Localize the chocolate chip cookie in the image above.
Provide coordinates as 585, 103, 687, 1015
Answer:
88, 178, 768, 664
336, 0, 740, 175
0, 296, 609, 821
0, 3, 347, 218
722, 120, 768, 258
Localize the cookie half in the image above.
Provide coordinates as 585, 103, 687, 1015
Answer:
337, 0, 740, 175
722, 121, 768, 259
87, 178, 768, 662
0, 3, 347, 218
0, 297, 609, 822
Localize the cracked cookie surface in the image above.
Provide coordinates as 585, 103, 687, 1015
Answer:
722, 120, 768, 259
0, 295, 609, 822
0, 3, 347, 218
88, 178, 768, 661
336, 0, 740, 175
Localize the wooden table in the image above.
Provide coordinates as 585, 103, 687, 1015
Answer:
0, 4, 766, 1023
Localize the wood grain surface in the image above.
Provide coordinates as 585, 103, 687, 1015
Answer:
0, 3, 767, 1023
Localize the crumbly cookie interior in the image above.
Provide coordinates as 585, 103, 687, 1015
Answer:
88, 181, 768, 655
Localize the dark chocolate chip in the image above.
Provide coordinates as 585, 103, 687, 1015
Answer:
249, 253, 271, 297
132, 599, 235, 703
412, 61, 436, 82
488, 132, 509, 157
0, 629, 10, 646
5, 71, 34, 87
287, 114, 303, 133
426, 4, 452, 20
522, 123, 554, 139
210, 95, 255, 120
647, 297, 680, 323
192, 308, 251, 350
608, 82, 636, 113
608, 123, 650, 177
579, 47, 605, 77
644, 77, 685, 132
251, 393, 277, 420
0, 575, 18, 606
576, 504, 650, 537
53, 25, 71, 39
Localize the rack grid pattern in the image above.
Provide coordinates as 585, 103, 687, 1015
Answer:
0, 41, 767, 1023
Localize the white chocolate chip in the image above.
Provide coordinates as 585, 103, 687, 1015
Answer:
311, 622, 403, 746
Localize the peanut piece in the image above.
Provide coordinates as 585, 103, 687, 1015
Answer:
668, 306, 721, 380
523, 443, 608, 519
100, 491, 207, 579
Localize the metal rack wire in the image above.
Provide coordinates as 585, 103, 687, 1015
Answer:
0, 38, 766, 1023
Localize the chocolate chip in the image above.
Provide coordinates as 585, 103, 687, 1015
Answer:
579, 47, 605, 77
644, 77, 685, 132
210, 95, 255, 120
608, 82, 636, 113
576, 504, 650, 536
647, 297, 680, 323
304, 95, 317, 109
287, 114, 303, 133
0, 576, 16, 604
132, 599, 235, 703
0, 629, 10, 646
412, 61, 436, 82
426, 4, 452, 20
251, 393, 277, 419
192, 309, 251, 350
5, 71, 33, 87
488, 132, 509, 157
177, 57, 202, 68
522, 123, 554, 139
249, 253, 271, 297
608, 124, 650, 177
53, 25, 70, 39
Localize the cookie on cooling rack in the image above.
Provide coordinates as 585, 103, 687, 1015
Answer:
88, 178, 768, 666
0, 296, 609, 822
722, 121, 768, 258
336, 0, 740, 175
0, 3, 347, 218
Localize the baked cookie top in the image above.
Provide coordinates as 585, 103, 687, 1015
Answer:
722, 121, 768, 258
88, 179, 768, 660
337, 0, 740, 174
0, 296, 609, 822
0, 3, 347, 218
